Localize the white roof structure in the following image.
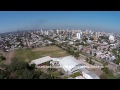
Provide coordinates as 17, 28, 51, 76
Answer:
111, 55, 116, 60
80, 68, 100, 79
109, 35, 115, 41
30, 56, 52, 65
53, 56, 84, 73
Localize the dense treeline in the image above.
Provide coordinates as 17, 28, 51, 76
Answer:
0, 58, 61, 79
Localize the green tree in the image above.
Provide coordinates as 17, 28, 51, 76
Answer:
100, 73, 107, 79
99, 36, 108, 40
90, 37, 94, 41
0, 56, 6, 61
112, 49, 117, 55
80, 42, 84, 46
9, 60, 28, 72
86, 58, 89, 62
28, 64, 36, 70
74, 52, 79, 59
70, 50, 74, 55
0, 69, 8, 79
70, 72, 81, 78
9, 72, 18, 79
59, 71, 64, 75
82, 37, 88, 42
11, 57, 18, 62
5, 41, 11, 47
0, 64, 11, 79
33, 70, 43, 79
114, 59, 120, 65
101, 67, 110, 74
93, 45, 97, 49
94, 53, 97, 56
89, 59, 93, 64
90, 51, 92, 55
47, 73, 61, 79
39, 73, 49, 79
20, 69, 34, 79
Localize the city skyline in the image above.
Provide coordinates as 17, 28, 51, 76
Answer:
0, 11, 120, 33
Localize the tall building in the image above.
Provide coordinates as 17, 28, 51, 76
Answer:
80, 30, 83, 36
89, 30, 91, 34
76, 30, 81, 40
86, 30, 88, 35
45, 30, 48, 35
96, 32, 99, 39
93, 32, 98, 41
40, 29, 43, 35
109, 35, 115, 42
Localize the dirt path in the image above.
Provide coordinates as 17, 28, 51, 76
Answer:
4, 50, 15, 65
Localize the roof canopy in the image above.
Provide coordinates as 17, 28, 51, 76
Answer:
57, 56, 82, 72
30, 56, 52, 65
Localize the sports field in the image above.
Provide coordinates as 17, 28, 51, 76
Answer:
15, 45, 69, 62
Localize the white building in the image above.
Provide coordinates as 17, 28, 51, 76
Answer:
76, 33, 81, 39
30, 56, 52, 66
57, 29, 59, 34
111, 55, 116, 61
80, 68, 100, 79
69, 41, 74, 45
109, 35, 115, 42
30, 55, 100, 79
52, 56, 85, 74
40, 29, 43, 35
110, 44, 116, 48
46, 31, 49, 35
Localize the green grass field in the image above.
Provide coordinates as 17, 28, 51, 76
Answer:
15, 45, 69, 62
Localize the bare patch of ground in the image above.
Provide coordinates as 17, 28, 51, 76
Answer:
91, 68, 103, 76
32, 46, 60, 52
25, 59, 29, 62
4, 50, 15, 65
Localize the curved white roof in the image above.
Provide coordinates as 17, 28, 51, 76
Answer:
80, 68, 100, 79
57, 56, 82, 72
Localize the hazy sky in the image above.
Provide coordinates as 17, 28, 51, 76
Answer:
0, 11, 120, 33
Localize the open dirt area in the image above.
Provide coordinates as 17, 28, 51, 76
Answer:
4, 50, 15, 65
32, 45, 60, 52
91, 68, 103, 76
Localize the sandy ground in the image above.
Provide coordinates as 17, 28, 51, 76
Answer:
32, 46, 60, 52
91, 68, 103, 76
4, 50, 15, 65
108, 62, 119, 71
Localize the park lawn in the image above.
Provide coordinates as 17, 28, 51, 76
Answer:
15, 45, 69, 62
33, 50, 68, 58
70, 72, 81, 78
15, 48, 37, 62
106, 74, 118, 79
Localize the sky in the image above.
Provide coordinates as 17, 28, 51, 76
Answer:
0, 11, 120, 33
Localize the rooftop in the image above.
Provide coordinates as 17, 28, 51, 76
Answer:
30, 56, 52, 65
80, 68, 100, 79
